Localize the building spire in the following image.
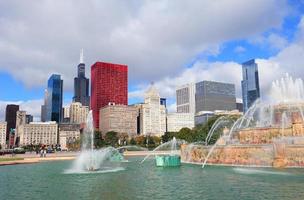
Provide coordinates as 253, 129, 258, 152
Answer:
80, 48, 84, 64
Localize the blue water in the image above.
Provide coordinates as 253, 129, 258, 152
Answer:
1, 157, 304, 200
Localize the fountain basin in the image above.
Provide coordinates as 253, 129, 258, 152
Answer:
155, 155, 181, 167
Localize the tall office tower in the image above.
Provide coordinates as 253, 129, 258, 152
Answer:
241, 59, 260, 113
69, 102, 89, 124
176, 83, 196, 114
45, 74, 63, 123
139, 85, 166, 136
62, 106, 70, 123
195, 80, 236, 113
15, 110, 26, 146
91, 62, 128, 129
5, 104, 19, 141
41, 89, 48, 122
73, 49, 90, 107
0, 122, 7, 149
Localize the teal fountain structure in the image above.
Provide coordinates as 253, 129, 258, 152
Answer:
155, 137, 181, 167
138, 137, 182, 167
155, 154, 181, 167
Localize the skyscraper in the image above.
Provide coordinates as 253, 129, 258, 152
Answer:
45, 74, 63, 123
91, 62, 128, 129
241, 59, 260, 112
195, 80, 236, 112
41, 89, 48, 122
139, 85, 166, 136
5, 104, 19, 141
73, 49, 90, 107
176, 83, 196, 114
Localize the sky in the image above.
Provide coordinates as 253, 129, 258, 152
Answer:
0, 0, 304, 120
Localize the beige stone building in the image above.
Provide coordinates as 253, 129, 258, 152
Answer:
18, 122, 58, 146
15, 111, 27, 145
59, 123, 81, 150
15, 110, 58, 146
99, 104, 138, 136
139, 85, 166, 136
63, 105, 70, 120
0, 122, 7, 149
167, 113, 195, 132
70, 102, 89, 124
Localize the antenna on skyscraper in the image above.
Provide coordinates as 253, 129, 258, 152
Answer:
80, 48, 84, 64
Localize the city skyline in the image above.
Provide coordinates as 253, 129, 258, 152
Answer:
1, 1, 304, 120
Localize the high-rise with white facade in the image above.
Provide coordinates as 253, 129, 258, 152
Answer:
69, 102, 89, 124
139, 85, 166, 136
0, 122, 7, 149
176, 83, 196, 114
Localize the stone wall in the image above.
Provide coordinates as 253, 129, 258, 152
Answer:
237, 123, 304, 144
181, 144, 304, 168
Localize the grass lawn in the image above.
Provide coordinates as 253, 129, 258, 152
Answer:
0, 157, 24, 162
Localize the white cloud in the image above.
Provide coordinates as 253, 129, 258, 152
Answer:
130, 15, 304, 108
130, 61, 241, 100
0, 99, 43, 121
234, 46, 246, 54
0, 0, 288, 92
249, 33, 288, 50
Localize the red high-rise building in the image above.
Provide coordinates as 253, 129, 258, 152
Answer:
91, 62, 128, 129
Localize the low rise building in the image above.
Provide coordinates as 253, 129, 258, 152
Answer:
70, 102, 89, 124
0, 122, 7, 149
59, 123, 81, 150
167, 113, 195, 132
99, 104, 138, 137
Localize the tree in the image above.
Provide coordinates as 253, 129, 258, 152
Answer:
104, 131, 119, 147
161, 132, 177, 143
129, 138, 136, 145
94, 131, 105, 149
177, 127, 194, 142
135, 135, 146, 147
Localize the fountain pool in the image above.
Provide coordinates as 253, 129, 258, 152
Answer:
1, 157, 304, 200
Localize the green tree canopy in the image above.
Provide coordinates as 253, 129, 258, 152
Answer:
104, 131, 119, 147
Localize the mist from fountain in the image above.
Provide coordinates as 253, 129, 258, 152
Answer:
140, 137, 186, 164
185, 73, 304, 168
66, 111, 125, 173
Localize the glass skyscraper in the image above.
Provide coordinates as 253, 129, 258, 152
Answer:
241, 59, 260, 113
73, 50, 90, 107
45, 74, 63, 123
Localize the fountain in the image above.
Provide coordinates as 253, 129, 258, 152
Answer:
66, 111, 124, 173
181, 74, 304, 168
140, 137, 186, 167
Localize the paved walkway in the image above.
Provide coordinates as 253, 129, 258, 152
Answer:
0, 150, 178, 166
